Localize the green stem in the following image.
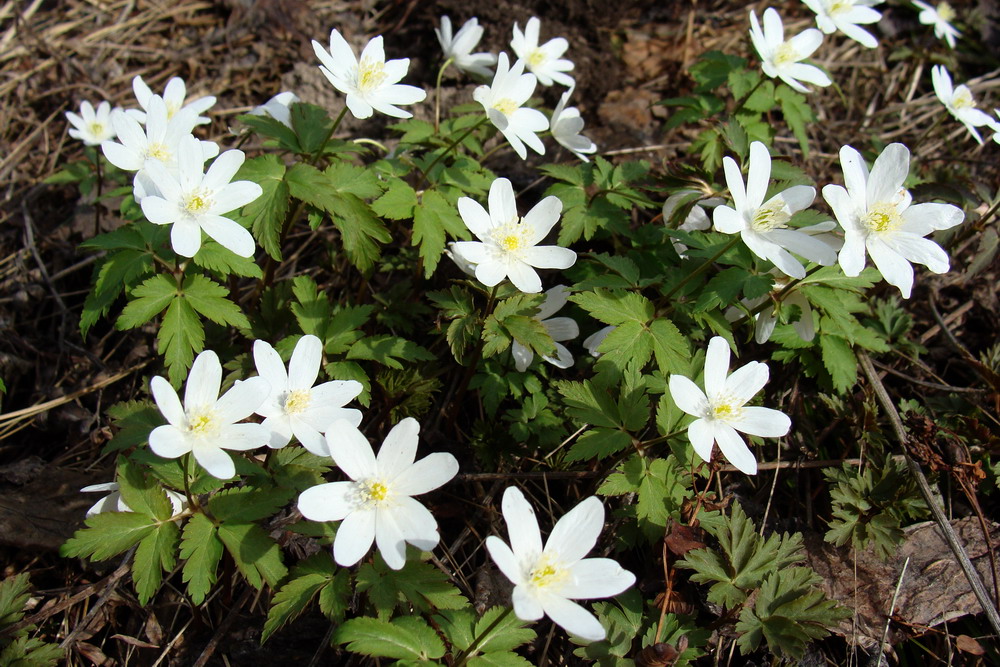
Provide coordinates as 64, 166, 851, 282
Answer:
181, 453, 200, 511
661, 236, 740, 303
435, 57, 454, 133
638, 427, 687, 450
311, 106, 348, 165
453, 607, 513, 666
419, 117, 489, 187
450, 284, 500, 412
730, 76, 765, 117
93, 151, 103, 237
978, 196, 1000, 228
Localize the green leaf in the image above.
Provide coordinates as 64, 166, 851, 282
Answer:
217, 522, 288, 590
599, 455, 690, 538
208, 487, 292, 524
102, 400, 164, 454
346, 335, 435, 370
555, 380, 620, 429
597, 321, 652, 371
81, 246, 154, 337
117, 273, 176, 330
192, 241, 263, 278
158, 293, 204, 385
235, 154, 288, 261
690, 51, 746, 92
61, 512, 156, 561
324, 161, 382, 199
650, 318, 689, 375
570, 289, 653, 326
0, 573, 31, 627
334, 616, 445, 661
411, 189, 468, 278
290, 103, 334, 156
263, 553, 350, 642
179, 513, 223, 605
355, 556, 468, 620
182, 274, 251, 329
115, 458, 171, 521
775, 85, 814, 158
133, 521, 179, 605
372, 178, 418, 220
819, 334, 856, 393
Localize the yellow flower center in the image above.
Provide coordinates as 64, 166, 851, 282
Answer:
862, 201, 902, 234
145, 142, 171, 162
828, 0, 852, 15
528, 552, 569, 591
527, 49, 547, 68
952, 87, 974, 110
710, 395, 744, 422
358, 58, 387, 93
88, 122, 106, 137
187, 408, 218, 437
356, 479, 391, 508
166, 101, 181, 119
750, 200, 790, 233
492, 97, 518, 117
283, 389, 311, 415
491, 218, 531, 257
774, 42, 800, 67
182, 189, 213, 216
937, 2, 956, 22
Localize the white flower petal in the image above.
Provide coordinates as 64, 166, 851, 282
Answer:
391, 452, 458, 496
731, 406, 791, 438
501, 487, 543, 561
561, 558, 636, 599
327, 419, 377, 480
540, 594, 606, 642
288, 334, 322, 390
334, 509, 376, 567
298, 481, 354, 521
377, 417, 420, 480
193, 445, 236, 479
149, 424, 192, 459
545, 496, 603, 564
668, 375, 709, 418
713, 423, 757, 474
185, 350, 222, 409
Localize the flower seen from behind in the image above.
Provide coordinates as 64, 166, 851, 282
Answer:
931, 65, 995, 144
725, 271, 817, 344
801, 0, 883, 48
914, 1, 960, 48
550, 89, 596, 161
298, 418, 458, 570
450, 177, 576, 293
140, 135, 262, 258
436, 16, 497, 78
129, 75, 216, 126
669, 337, 790, 475
473, 52, 549, 159
249, 91, 300, 128
485, 486, 636, 642
253, 335, 363, 456
149, 350, 271, 480
81, 482, 186, 518
510, 17, 574, 87
822, 143, 964, 298
313, 29, 426, 119
511, 285, 579, 372
713, 141, 837, 279
749, 8, 831, 93
66, 101, 117, 146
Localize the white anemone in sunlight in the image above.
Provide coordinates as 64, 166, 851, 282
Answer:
249, 91, 300, 128
914, 1, 960, 49
510, 16, 574, 87
511, 286, 579, 372
436, 16, 497, 78
66, 101, 117, 146
801, 0, 883, 49
128, 75, 216, 125
550, 88, 597, 161
749, 8, 831, 93
473, 52, 549, 159
931, 65, 995, 144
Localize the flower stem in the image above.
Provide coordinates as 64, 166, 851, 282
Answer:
453, 607, 513, 666
419, 116, 489, 188
311, 106, 348, 165
639, 427, 686, 450
435, 57, 454, 133
730, 76, 766, 117
661, 236, 740, 303
181, 453, 200, 511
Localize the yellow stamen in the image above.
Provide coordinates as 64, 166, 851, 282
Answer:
774, 42, 800, 67
750, 200, 790, 233
527, 49, 547, 68
182, 189, 213, 216
862, 201, 902, 234
187, 409, 217, 436
491, 219, 531, 256
937, 2, 956, 22
492, 98, 518, 117
145, 142, 170, 162
951, 88, 974, 110
358, 58, 387, 93
88, 122, 106, 137
528, 553, 568, 590
283, 389, 311, 415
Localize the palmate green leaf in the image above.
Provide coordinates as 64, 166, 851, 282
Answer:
117, 273, 176, 329
428, 287, 478, 362
775, 85, 814, 158
217, 522, 287, 590
290, 103, 334, 156
372, 177, 418, 220
207, 487, 293, 524
61, 512, 155, 561
819, 334, 857, 393
324, 162, 382, 199
235, 154, 288, 261
572, 589, 648, 664
571, 289, 653, 326
0, 635, 63, 666
179, 513, 223, 605
116, 457, 171, 521
182, 274, 251, 329
564, 427, 632, 462
192, 240, 263, 278
355, 556, 467, 620
436, 607, 535, 665
81, 247, 154, 337
334, 616, 445, 661
158, 294, 204, 385
599, 455, 690, 538
650, 318, 689, 374
690, 51, 747, 92
0, 573, 31, 627
555, 380, 620, 429
263, 553, 350, 642
597, 321, 651, 371
102, 400, 163, 454
346, 335, 435, 370
133, 521, 179, 605
412, 189, 470, 278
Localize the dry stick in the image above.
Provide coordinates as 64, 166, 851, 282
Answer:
857, 351, 1000, 637
191, 587, 254, 667
59, 546, 138, 649
869, 556, 911, 667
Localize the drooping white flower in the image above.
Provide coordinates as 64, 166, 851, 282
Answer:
713, 141, 837, 279
822, 143, 964, 298
253, 335, 363, 456
148, 350, 271, 480
312, 29, 426, 120
511, 17, 574, 87
249, 91, 300, 128
668, 336, 790, 475
128, 75, 216, 126
583, 325, 615, 357
81, 482, 187, 518
485, 487, 636, 642
724, 271, 817, 344
436, 16, 497, 78
298, 418, 458, 570
914, 1, 960, 49
663, 189, 725, 257
511, 286, 579, 372
140, 135, 262, 258
66, 101, 117, 146
473, 52, 549, 159
550, 89, 596, 161
749, 8, 831, 94
931, 65, 996, 144
451, 177, 576, 293
801, 0, 883, 49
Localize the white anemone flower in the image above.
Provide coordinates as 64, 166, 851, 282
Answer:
801, 0, 883, 49
312, 29, 426, 119
583, 325, 615, 357
713, 141, 837, 279
297, 418, 459, 570
249, 91, 300, 128
149, 350, 271, 480
822, 143, 964, 298
663, 189, 725, 257
128, 75, 216, 126
551, 89, 596, 162
485, 487, 636, 643
749, 8, 831, 94
725, 271, 817, 344
473, 52, 549, 159
81, 482, 187, 518
436, 16, 497, 78
253, 335, 363, 456
931, 65, 996, 144
66, 101, 117, 146
511, 285, 579, 372
914, 1, 960, 49
140, 135, 262, 258
668, 336, 791, 475
511, 17, 574, 87
450, 177, 576, 293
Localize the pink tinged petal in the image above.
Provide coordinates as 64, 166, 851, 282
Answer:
171, 220, 203, 258
288, 334, 322, 389
901, 203, 963, 235
392, 452, 458, 496
687, 418, 717, 463
185, 350, 222, 409
668, 375, 709, 418
334, 509, 376, 567
512, 340, 534, 372
253, 340, 288, 397
458, 198, 493, 239
489, 178, 518, 227
888, 234, 950, 273
214, 376, 270, 423
867, 143, 910, 207
867, 235, 914, 298
838, 229, 869, 277
485, 536, 525, 586
374, 507, 409, 570
506, 261, 543, 293
545, 496, 603, 563
714, 423, 757, 474
376, 417, 421, 480
502, 486, 544, 560
523, 196, 563, 244
562, 558, 636, 599
394, 496, 441, 551
745, 142, 772, 211
704, 336, 731, 399
149, 424, 192, 459
193, 445, 236, 479
511, 586, 545, 621
298, 481, 355, 522
199, 214, 256, 258
150, 375, 185, 426
203, 149, 245, 191
713, 205, 746, 234
725, 360, 769, 406
327, 419, 377, 480
474, 258, 509, 287
731, 406, 791, 438
215, 422, 270, 451
261, 415, 293, 448
521, 245, 576, 270
540, 594, 606, 642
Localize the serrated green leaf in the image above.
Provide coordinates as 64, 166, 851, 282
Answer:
597, 321, 652, 370
207, 487, 292, 524
650, 318, 689, 374
115, 458, 171, 521
133, 521, 179, 605
192, 240, 263, 278
290, 103, 334, 156
61, 512, 155, 561
181, 274, 251, 329
235, 154, 288, 261
217, 522, 287, 590
117, 273, 176, 329
81, 247, 154, 337
372, 178, 418, 220
570, 289, 653, 326
555, 380, 620, 429
0, 573, 31, 627
179, 513, 223, 605
775, 85, 814, 158
334, 616, 445, 660
324, 161, 382, 199
819, 334, 856, 393
158, 294, 204, 385
263, 553, 349, 642
355, 557, 468, 620
102, 400, 163, 454
346, 335, 434, 370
